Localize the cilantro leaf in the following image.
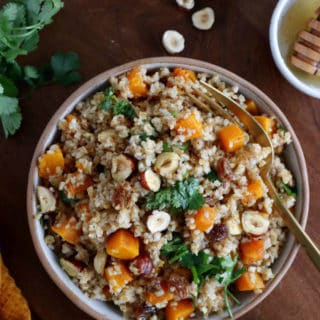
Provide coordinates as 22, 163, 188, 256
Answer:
0, 0, 64, 62
0, 74, 18, 96
206, 170, 220, 183
51, 52, 81, 85
173, 142, 190, 152
60, 191, 78, 206
276, 180, 297, 198
113, 100, 136, 119
161, 236, 245, 318
0, 95, 18, 115
1, 110, 22, 137
99, 86, 136, 119
146, 177, 204, 211
163, 142, 172, 152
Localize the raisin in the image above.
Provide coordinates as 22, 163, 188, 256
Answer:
210, 223, 229, 242
130, 254, 153, 277
102, 285, 112, 300
147, 277, 162, 293
112, 182, 132, 209
96, 163, 105, 173
133, 304, 156, 320
167, 272, 190, 300
205, 196, 217, 207
217, 158, 234, 181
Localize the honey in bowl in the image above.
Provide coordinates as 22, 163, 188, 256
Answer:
279, 0, 320, 87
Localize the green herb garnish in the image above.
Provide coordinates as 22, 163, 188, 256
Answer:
0, 1, 82, 137
113, 100, 136, 119
276, 180, 297, 198
60, 191, 78, 206
163, 142, 172, 152
146, 177, 205, 212
206, 170, 221, 183
99, 86, 136, 119
139, 132, 156, 142
170, 110, 178, 117
162, 141, 189, 152
161, 236, 245, 318
173, 142, 190, 151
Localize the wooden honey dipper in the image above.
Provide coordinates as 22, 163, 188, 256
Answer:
291, 7, 320, 76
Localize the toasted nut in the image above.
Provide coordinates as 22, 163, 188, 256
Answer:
225, 214, 242, 235
147, 210, 171, 233
192, 7, 215, 30
242, 211, 269, 236
176, 0, 195, 10
140, 169, 161, 192
37, 186, 56, 213
154, 152, 180, 177
111, 154, 135, 182
93, 250, 107, 275
60, 258, 82, 277
162, 30, 185, 54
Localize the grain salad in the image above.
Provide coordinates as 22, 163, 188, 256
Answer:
36, 66, 296, 319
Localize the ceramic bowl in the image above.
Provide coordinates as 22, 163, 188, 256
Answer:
270, 0, 320, 99
27, 57, 309, 320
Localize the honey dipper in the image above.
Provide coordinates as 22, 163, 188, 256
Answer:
291, 7, 320, 76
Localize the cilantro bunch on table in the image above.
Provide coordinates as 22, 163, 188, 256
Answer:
99, 86, 136, 119
0, 0, 82, 137
161, 235, 245, 318
146, 177, 205, 213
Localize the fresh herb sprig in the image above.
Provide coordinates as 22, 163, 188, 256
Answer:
0, 1, 82, 137
163, 141, 190, 152
276, 180, 297, 198
146, 177, 205, 212
161, 235, 245, 318
206, 169, 221, 183
100, 86, 136, 119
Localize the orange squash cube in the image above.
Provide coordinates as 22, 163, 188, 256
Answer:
173, 68, 197, 82
218, 124, 245, 152
65, 172, 93, 197
38, 145, 65, 179
236, 271, 265, 291
255, 116, 275, 135
242, 180, 264, 205
175, 112, 204, 140
166, 299, 195, 320
104, 262, 133, 293
106, 229, 139, 260
194, 205, 216, 232
245, 100, 259, 115
240, 240, 265, 265
146, 282, 174, 306
127, 67, 148, 97
52, 215, 82, 245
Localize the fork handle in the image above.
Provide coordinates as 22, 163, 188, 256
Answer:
267, 180, 320, 271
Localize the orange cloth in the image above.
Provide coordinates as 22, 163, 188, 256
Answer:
0, 256, 31, 320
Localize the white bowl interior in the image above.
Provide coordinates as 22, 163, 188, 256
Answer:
28, 59, 308, 320
270, 0, 320, 99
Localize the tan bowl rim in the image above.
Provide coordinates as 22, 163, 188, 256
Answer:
27, 56, 309, 320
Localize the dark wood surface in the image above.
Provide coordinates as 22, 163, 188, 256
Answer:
0, 1, 319, 319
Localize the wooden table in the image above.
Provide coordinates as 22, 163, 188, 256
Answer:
0, 1, 319, 319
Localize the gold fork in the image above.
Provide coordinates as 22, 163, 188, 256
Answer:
187, 80, 320, 270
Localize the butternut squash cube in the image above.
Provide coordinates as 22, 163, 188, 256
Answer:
166, 299, 195, 320
106, 229, 139, 260
38, 145, 64, 179
175, 112, 204, 140
236, 271, 265, 291
218, 124, 245, 152
104, 262, 133, 293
